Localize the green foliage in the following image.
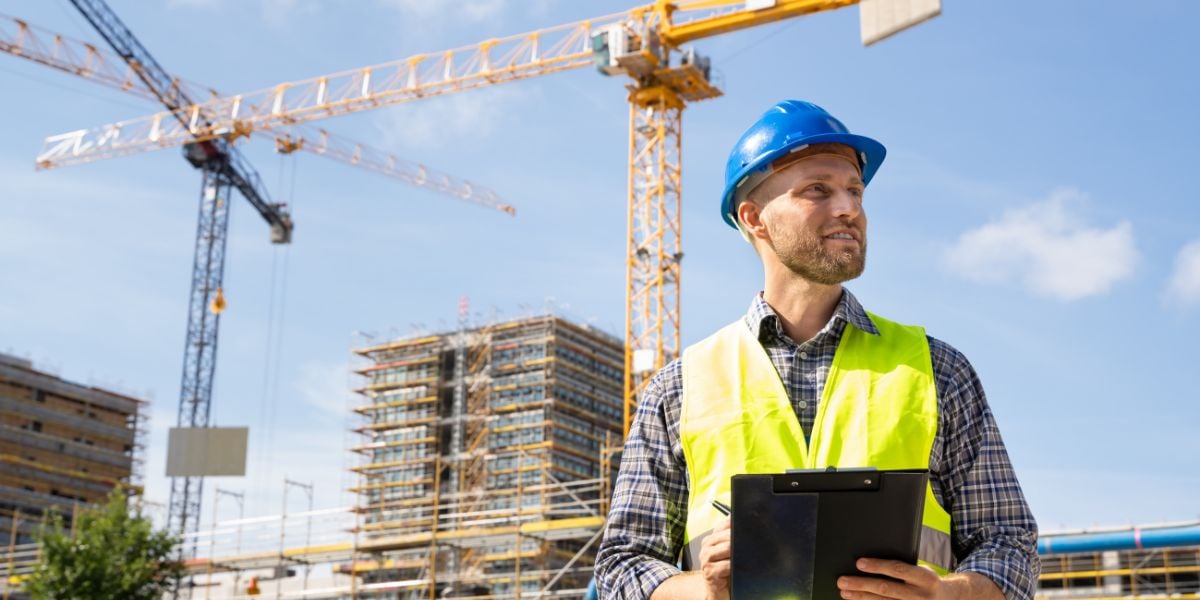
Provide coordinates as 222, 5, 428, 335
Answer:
24, 489, 184, 600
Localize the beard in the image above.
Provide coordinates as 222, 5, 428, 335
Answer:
767, 221, 867, 285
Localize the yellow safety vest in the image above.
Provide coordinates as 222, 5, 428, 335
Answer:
679, 312, 954, 574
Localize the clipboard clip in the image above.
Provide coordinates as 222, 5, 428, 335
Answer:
773, 467, 883, 493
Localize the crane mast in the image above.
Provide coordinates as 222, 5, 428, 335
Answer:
592, 7, 723, 433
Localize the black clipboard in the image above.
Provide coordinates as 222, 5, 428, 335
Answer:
730, 468, 928, 600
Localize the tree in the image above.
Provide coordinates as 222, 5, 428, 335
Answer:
24, 489, 183, 600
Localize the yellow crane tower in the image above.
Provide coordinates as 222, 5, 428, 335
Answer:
34, 0, 940, 436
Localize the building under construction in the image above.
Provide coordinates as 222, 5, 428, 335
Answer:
348, 314, 624, 598
0, 352, 146, 545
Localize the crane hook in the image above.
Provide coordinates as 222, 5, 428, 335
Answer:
210, 287, 227, 314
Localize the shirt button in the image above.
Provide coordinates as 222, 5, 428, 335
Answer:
798, 400, 809, 409
798, 351, 808, 359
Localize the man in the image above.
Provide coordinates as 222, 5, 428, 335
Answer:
594, 100, 1039, 600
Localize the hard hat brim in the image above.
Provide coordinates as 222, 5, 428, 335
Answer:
720, 132, 886, 229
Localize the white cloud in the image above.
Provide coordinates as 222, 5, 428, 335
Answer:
295, 360, 354, 417
374, 84, 533, 151
944, 188, 1138, 301
1166, 239, 1200, 307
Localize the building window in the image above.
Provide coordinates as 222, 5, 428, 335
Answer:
30, 421, 42, 433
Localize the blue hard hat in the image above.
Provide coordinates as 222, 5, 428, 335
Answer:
720, 100, 886, 229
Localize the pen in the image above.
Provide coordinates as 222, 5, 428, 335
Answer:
712, 499, 731, 516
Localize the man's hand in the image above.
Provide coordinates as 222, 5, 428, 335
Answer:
698, 517, 732, 600
648, 517, 733, 600
836, 558, 1004, 600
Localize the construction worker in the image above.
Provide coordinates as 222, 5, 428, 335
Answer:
594, 100, 1039, 599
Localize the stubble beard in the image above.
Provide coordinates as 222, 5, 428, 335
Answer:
770, 223, 867, 285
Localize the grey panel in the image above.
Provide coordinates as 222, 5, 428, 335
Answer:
166, 427, 248, 477
860, 0, 941, 46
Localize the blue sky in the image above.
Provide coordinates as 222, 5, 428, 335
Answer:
1, 0, 1197, 535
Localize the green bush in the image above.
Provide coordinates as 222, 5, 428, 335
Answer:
24, 489, 184, 600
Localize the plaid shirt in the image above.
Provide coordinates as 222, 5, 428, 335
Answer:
595, 290, 1039, 600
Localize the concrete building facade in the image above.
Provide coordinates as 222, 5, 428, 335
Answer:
0, 352, 145, 545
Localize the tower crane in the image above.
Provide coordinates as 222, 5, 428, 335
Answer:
35, 0, 939, 437
1, 1, 515, 550
64, 0, 287, 547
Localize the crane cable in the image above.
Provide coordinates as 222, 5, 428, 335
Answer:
718, 19, 802, 64
254, 152, 297, 501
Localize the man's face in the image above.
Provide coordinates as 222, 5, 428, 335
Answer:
747, 149, 868, 284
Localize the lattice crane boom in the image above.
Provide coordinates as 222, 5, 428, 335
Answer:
273, 125, 516, 216
33, 0, 869, 169
0, 13, 514, 216
33, 11, 614, 167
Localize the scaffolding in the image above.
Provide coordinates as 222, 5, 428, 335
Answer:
1037, 544, 1200, 599
348, 313, 624, 598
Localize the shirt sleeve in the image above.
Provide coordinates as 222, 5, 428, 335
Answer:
594, 365, 689, 600
931, 339, 1041, 600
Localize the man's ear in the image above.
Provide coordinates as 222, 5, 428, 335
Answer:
736, 199, 769, 245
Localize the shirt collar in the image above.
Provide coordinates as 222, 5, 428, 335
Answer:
744, 288, 879, 344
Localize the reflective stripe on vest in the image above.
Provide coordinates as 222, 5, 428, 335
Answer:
679, 313, 955, 574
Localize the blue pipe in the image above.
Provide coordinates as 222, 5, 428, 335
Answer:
580, 524, 1200, 593
1039, 524, 1200, 555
